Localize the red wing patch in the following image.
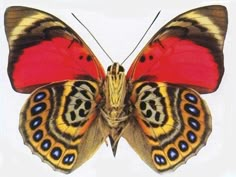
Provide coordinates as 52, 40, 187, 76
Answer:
127, 37, 221, 93
10, 37, 105, 93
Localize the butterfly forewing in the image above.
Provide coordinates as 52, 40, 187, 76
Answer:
19, 80, 107, 173
126, 5, 227, 93
123, 82, 211, 172
5, 6, 105, 93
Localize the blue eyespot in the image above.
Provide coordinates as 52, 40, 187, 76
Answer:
30, 116, 42, 130
154, 154, 166, 165
41, 139, 51, 151
50, 147, 62, 160
178, 140, 188, 152
184, 104, 200, 117
187, 131, 197, 143
185, 93, 198, 104
33, 130, 43, 142
188, 117, 200, 131
34, 92, 46, 102
63, 154, 75, 165
31, 103, 46, 116
167, 148, 179, 161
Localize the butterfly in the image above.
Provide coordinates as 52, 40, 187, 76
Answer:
4, 5, 227, 173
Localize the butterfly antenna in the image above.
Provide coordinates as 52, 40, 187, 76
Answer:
72, 13, 114, 63
121, 11, 161, 65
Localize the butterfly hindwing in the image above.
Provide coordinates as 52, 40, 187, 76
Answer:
123, 82, 211, 172
20, 80, 108, 173
5, 6, 105, 93
127, 5, 227, 93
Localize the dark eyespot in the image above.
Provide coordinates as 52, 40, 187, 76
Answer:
75, 99, 82, 109
154, 154, 166, 165
41, 139, 51, 151
34, 92, 46, 102
188, 117, 200, 131
85, 101, 91, 110
144, 109, 152, 118
139, 55, 145, 62
70, 111, 76, 121
86, 55, 92, 61
50, 147, 62, 160
140, 102, 146, 110
79, 109, 88, 117
185, 93, 198, 104
33, 130, 43, 142
184, 104, 200, 117
63, 154, 75, 165
187, 131, 197, 143
149, 100, 156, 108
178, 140, 188, 152
31, 103, 46, 116
155, 112, 160, 122
167, 148, 179, 161
30, 116, 42, 130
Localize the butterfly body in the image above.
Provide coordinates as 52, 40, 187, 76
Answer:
100, 63, 130, 155
4, 5, 227, 174
102, 63, 129, 128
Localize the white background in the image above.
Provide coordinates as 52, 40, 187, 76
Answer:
0, 0, 235, 177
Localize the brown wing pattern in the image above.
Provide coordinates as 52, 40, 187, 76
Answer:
20, 80, 108, 173
123, 82, 211, 172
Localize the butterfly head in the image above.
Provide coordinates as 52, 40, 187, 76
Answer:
107, 63, 125, 75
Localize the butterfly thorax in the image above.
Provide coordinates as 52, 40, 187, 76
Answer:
102, 63, 128, 128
